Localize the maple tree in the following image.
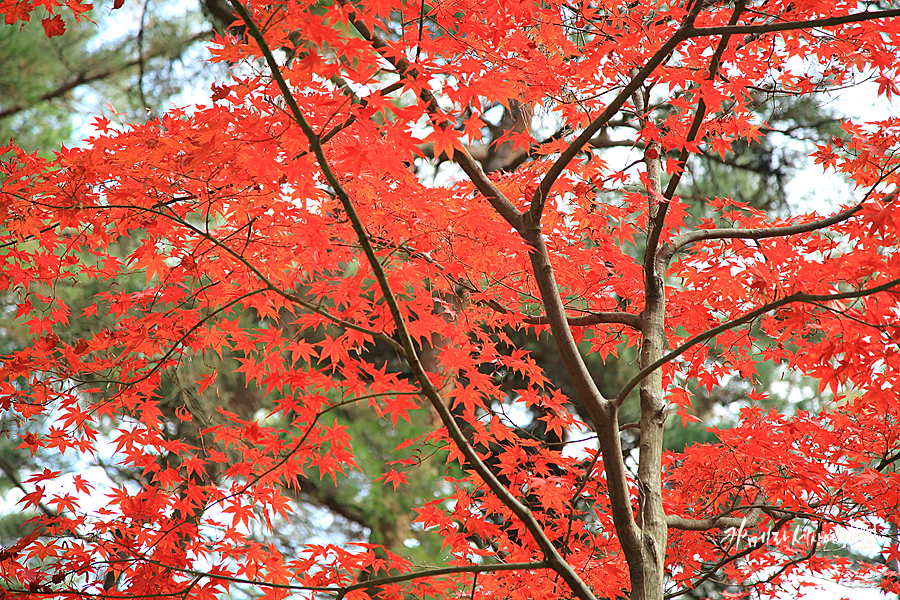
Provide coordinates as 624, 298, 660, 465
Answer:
3, 0, 900, 599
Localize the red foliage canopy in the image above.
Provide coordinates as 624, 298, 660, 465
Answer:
3, 0, 900, 599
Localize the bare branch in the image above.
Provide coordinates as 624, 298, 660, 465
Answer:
672, 204, 862, 249
523, 311, 642, 329
667, 494, 766, 531
1, 66, 141, 122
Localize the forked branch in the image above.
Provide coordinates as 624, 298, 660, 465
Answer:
532, 0, 707, 220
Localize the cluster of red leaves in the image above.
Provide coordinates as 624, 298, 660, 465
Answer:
2, 0, 900, 599
0, 0, 101, 38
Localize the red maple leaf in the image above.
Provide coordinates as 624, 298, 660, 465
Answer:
424, 126, 462, 161
2, 1, 32, 24
41, 14, 65, 37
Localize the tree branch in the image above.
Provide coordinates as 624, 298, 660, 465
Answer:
0, 31, 213, 122
1, 66, 134, 121
522, 311, 642, 329
228, 3, 599, 599
645, 0, 748, 288
135, 203, 405, 352
0, 456, 58, 519
666, 494, 766, 531
673, 201, 869, 250
614, 276, 900, 406
305, 14, 649, 572
111, 556, 551, 596
669, 176, 897, 253
662, 0, 748, 202
335, 2, 525, 233
673, 204, 863, 249
477, 288, 641, 329
319, 81, 406, 146
685, 7, 900, 38
517, 224, 642, 587
530, 0, 706, 221
340, 19, 637, 559
665, 515, 794, 599
333, 561, 550, 600
370, 231, 643, 331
